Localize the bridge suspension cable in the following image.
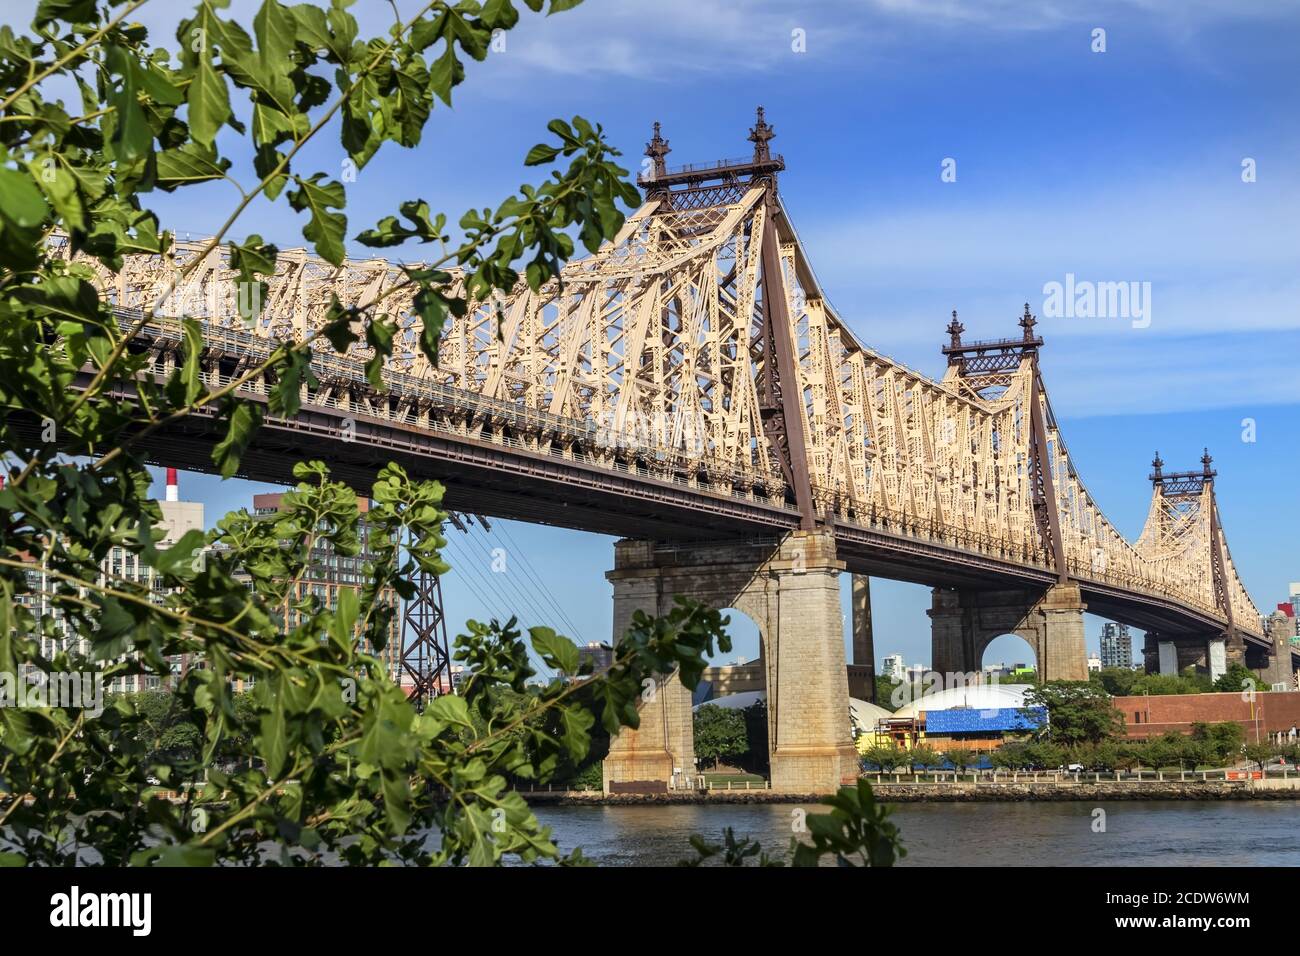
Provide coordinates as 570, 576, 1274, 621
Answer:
441, 521, 566, 679
459, 517, 583, 645
440, 534, 558, 680
488, 519, 589, 644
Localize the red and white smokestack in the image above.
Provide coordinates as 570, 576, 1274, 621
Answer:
165, 467, 179, 502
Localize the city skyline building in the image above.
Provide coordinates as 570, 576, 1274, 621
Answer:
1100, 622, 1134, 670
19, 469, 207, 694
1277, 584, 1299, 643
238, 491, 403, 683
881, 654, 905, 682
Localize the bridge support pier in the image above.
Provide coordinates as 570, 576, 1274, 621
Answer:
849, 575, 876, 702
602, 531, 858, 795
1142, 632, 1241, 680
928, 584, 1088, 682
600, 561, 697, 792
1257, 613, 1297, 689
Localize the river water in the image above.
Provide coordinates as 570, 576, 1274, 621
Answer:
531, 801, 1300, 866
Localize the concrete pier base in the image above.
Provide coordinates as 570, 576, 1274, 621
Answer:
1142, 630, 1250, 680
602, 531, 858, 796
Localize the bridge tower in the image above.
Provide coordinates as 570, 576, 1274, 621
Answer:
928, 308, 1088, 681
1137, 450, 1260, 680
602, 111, 857, 795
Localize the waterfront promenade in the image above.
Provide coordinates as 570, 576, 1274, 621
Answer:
520, 768, 1300, 805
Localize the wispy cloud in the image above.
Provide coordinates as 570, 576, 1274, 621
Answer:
805, 161, 1299, 318
1040, 331, 1300, 417
865, 0, 1295, 30
475, 0, 872, 80
791, 153, 1300, 417
6, 0, 1290, 83
477, 0, 1300, 80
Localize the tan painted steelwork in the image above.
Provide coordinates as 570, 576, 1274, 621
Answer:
53, 125, 1264, 645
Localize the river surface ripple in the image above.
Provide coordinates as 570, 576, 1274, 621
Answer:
528, 801, 1300, 866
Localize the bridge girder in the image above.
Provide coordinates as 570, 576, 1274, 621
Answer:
51, 115, 1265, 645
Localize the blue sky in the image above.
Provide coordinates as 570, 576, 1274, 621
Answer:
12, 0, 1299, 670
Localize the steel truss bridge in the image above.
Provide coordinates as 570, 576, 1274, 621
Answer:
51, 110, 1281, 675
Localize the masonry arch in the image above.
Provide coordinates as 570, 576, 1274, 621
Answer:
696, 605, 772, 777
979, 632, 1039, 682
603, 535, 859, 793
702, 605, 767, 693
685, 591, 779, 782
931, 586, 1085, 683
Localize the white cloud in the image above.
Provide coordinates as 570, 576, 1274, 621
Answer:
478, 0, 874, 80
803, 164, 1300, 329
808, 173, 1300, 285
860, 0, 1293, 30
478, 0, 1300, 80
1038, 331, 1300, 417
5, 0, 1290, 84
791, 158, 1300, 418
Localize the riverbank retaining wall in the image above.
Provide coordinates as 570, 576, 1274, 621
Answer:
523, 777, 1300, 805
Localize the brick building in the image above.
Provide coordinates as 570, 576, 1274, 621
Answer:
242, 492, 402, 682
1114, 691, 1300, 741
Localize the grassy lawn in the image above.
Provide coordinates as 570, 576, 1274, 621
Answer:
700, 772, 767, 786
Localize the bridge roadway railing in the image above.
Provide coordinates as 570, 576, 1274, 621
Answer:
111, 315, 1241, 632
122, 313, 789, 500
196, 365, 794, 502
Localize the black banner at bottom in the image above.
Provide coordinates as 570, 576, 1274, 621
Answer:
0, 865, 1281, 940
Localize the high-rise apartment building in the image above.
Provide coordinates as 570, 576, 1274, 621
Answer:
17, 469, 205, 693
881, 654, 905, 682
1099, 622, 1133, 669
576, 642, 614, 675
242, 491, 402, 682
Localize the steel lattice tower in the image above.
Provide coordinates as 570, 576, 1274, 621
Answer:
400, 569, 453, 708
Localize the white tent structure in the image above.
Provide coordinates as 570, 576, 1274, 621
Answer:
890, 683, 1033, 720
693, 691, 765, 712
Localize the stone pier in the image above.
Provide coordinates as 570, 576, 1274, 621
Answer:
928, 584, 1088, 681
602, 531, 859, 795
848, 574, 876, 702
1142, 631, 1246, 681
1258, 611, 1298, 689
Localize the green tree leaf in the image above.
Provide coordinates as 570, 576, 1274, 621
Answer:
530, 626, 578, 674
211, 399, 264, 478
0, 167, 49, 229
288, 173, 347, 265
187, 55, 231, 147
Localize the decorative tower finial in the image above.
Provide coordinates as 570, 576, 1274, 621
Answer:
946, 310, 964, 349
645, 121, 670, 179
1151, 451, 1164, 481
1019, 302, 1037, 342
1202, 448, 1214, 476
748, 106, 775, 163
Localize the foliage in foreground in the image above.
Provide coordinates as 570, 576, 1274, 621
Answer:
0, 0, 904, 867
680, 781, 904, 868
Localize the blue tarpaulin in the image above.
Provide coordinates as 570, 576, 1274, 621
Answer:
923, 706, 1046, 734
